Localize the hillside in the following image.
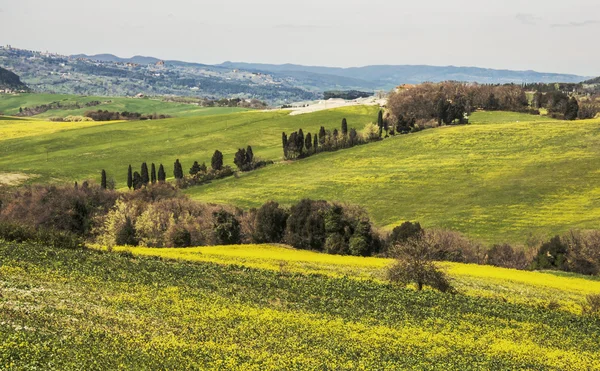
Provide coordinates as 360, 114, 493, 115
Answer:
3, 107, 600, 243
0, 66, 28, 91
0, 93, 247, 118
2, 241, 599, 369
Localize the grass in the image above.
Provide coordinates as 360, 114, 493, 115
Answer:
0, 93, 247, 118
2, 241, 600, 370
185, 113, 600, 244
99, 243, 600, 313
0, 105, 378, 186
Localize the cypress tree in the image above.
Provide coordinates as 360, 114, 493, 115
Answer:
199, 162, 207, 173
174, 159, 183, 179
319, 126, 326, 145
565, 97, 579, 120
151, 163, 157, 184
74, 181, 78, 190
341, 118, 348, 136
377, 110, 384, 129
101, 169, 107, 190
234, 148, 247, 170
297, 129, 304, 155
141, 162, 149, 185
305, 133, 312, 152
246, 145, 254, 165
282, 132, 288, 158
190, 161, 202, 175
313, 134, 318, 153
127, 165, 133, 190
133, 171, 142, 190
158, 164, 166, 182
211, 150, 223, 171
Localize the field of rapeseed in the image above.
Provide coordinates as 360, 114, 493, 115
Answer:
3, 241, 600, 370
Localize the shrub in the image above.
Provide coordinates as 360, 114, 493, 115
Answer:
361, 122, 380, 142
212, 209, 241, 245
582, 294, 600, 316
0, 221, 83, 249
486, 243, 529, 270
531, 235, 568, 271
252, 201, 288, 243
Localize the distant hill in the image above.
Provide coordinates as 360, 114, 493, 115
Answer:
71, 53, 162, 65
219, 62, 590, 87
0, 66, 28, 91
583, 76, 600, 84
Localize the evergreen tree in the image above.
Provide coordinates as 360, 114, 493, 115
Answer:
234, 148, 247, 170
141, 162, 149, 185
383, 118, 389, 138
212, 150, 224, 171
282, 132, 288, 158
377, 110, 384, 129
132, 171, 143, 190
319, 126, 326, 145
332, 128, 339, 143
158, 164, 166, 182
127, 165, 133, 190
19, 107, 23, 114
190, 161, 202, 175
349, 128, 358, 146
313, 134, 318, 153
305, 133, 312, 152
199, 162, 207, 173
245, 145, 254, 165
74, 181, 78, 190
174, 159, 183, 179
565, 97, 579, 120
341, 118, 348, 136
151, 163, 157, 184
297, 129, 304, 155
101, 169, 107, 190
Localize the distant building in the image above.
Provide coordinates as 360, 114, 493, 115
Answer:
156, 60, 165, 66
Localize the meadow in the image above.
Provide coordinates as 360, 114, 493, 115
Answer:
0, 93, 246, 118
2, 241, 599, 370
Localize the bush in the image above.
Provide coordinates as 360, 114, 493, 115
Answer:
252, 201, 288, 243
212, 209, 241, 245
0, 221, 83, 249
486, 243, 529, 270
582, 294, 600, 316
531, 235, 568, 271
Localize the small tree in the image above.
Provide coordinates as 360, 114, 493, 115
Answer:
141, 162, 149, 185
101, 169, 107, 190
319, 126, 326, 145
151, 163, 157, 184
199, 162, 207, 173
377, 110, 384, 137
305, 133, 312, 153
313, 134, 318, 153
190, 161, 202, 175
246, 145, 254, 165
565, 97, 579, 121
132, 171, 143, 190
212, 150, 223, 171
341, 118, 348, 136
297, 129, 305, 156
386, 237, 454, 293
174, 159, 183, 179
158, 164, 166, 182
213, 209, 241, 245
127, 165, 133, 190
282, 132, 288, 158
234, 148, 247, 170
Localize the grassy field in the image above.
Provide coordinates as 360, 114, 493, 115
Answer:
0, 105, 378, 186
186, 112, 600, 244
2, 241, 599, 370
100, 243, 600, 313
0, 93, 247, 118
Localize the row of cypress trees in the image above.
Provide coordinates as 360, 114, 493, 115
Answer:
126, 162, 166, 190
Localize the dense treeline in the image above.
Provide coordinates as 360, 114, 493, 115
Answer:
1, 182, 600, 275
323, 90, 374, 100
84, 110, 170, 121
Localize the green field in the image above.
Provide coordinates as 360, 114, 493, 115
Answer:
2, 241, 599, 370
186, 113, 600, 244
0, 105, 378, 185
0, 93, 247, 118
2, 103, 600, 243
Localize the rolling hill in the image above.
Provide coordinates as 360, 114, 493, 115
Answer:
2, 105, 600, 244
0, 66, 28, 91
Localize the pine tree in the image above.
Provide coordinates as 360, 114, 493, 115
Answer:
245, 145, 254, 165
151, 163, 157, 184
341, 118, 348, 136
101, 169, 107, 190
305, 133, 312, 153
212, 150, 223, 171
158, 164, 166, 182
141, 162, 149, 185
127, 165, 133, 190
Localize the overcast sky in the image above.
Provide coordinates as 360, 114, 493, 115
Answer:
1, 0, 598, 76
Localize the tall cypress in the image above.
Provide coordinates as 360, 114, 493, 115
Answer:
158, 164, 166, 182
174, 159, 183, 179
297, 129, 304, 155
282, 132, 288, 158
133, 171, 142, 190
313, 134, 318, 153
211, 150, 224, 171
127, 165, 133, 190
141, 162, 149, 185
319, 126, 326, 145
101, 169, 107, 190
305, 133, 312, 152
341, 118, 348, 136
246, 145, 254, 165
151, 163, 157, 184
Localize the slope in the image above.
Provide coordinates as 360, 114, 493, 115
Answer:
185, 112, 600, 244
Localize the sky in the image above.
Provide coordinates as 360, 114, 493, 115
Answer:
1, 0, 599, 76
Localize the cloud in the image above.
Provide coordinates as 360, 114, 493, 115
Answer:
516, 13, 540, 26
551, 20, 600, 28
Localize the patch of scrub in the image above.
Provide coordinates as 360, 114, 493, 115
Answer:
0, 172, 38, 186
